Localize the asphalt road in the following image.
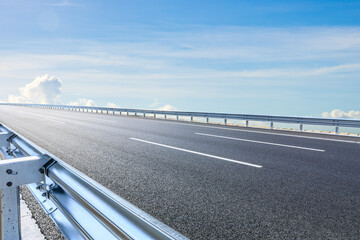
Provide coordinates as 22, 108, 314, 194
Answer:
1, 105, 360, 240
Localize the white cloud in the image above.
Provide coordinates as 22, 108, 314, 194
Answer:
8, 75, 62, 104
2, 26, 360, 105
157, 104, 176, 111
8, 95, 30, 103
106, 102, 118, 108
149, 99, 176, 111
68, 98, 96, 107
322, 109, 360, 119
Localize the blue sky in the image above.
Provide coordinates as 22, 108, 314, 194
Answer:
0, 0, 360, 117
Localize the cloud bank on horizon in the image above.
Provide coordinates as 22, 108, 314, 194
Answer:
6, 74, 359, 118
3, 73, 359, 118
6, 75, 177, 111
322, 109, 360, 119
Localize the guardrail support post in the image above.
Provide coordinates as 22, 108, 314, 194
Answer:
270, 122, 274, 129
206, 117, 209, 124
224, 119, 227, 125
300, 124, 303, 132
246, 120, 249, 127
177, 116, 179, 121
1, 187, 21, 240
154, 114, 156, 119
191, 116, 193, 122
335, 126, 339, 134
127, 112, 129, 116
143, 113, 146, 118
164, 115, 167, 119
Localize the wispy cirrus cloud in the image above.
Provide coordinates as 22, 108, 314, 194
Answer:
46, 0, 83, 7
1, 26, 360, 113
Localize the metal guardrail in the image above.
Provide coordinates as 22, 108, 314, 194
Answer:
2, 103, 360, 134
0, 123, 187, 240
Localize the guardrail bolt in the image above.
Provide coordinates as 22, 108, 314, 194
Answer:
42, 193, 47, 197
39, 168, 45, 174
7, 182, 12, 187
6, 169, 13, 174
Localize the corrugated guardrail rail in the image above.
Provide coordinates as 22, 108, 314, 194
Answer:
2, 103, 360, 134
0, 123, 188, 240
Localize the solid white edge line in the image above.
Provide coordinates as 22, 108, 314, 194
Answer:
195, 133, 325, 152
130, 137, 263, 168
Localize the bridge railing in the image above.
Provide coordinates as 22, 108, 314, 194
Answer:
0, 123, 187, 240
2, 103, 360, 134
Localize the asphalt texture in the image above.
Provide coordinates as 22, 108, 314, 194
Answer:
0, 106, 360, 240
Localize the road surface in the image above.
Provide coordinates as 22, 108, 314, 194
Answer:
0, 105, 360, 239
